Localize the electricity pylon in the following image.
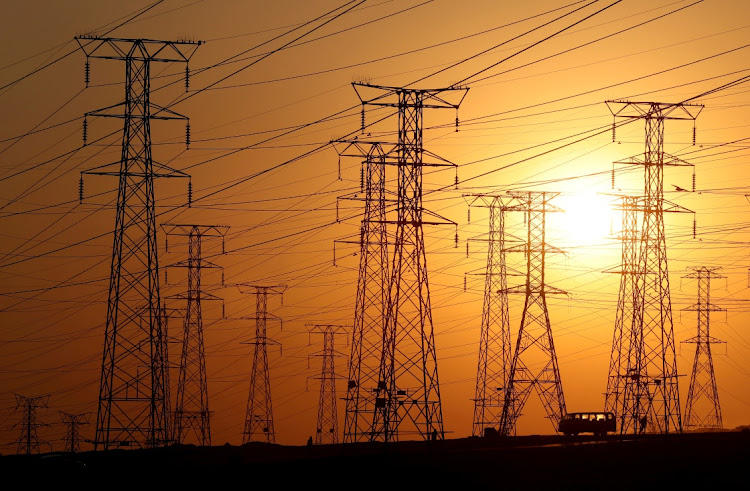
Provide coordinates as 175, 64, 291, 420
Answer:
76, 37, 202, 449
603, 196, 640, 423
333, 142, 390, 444
163, 224, 228, 446
238, 284, 285, 444
464, 194, 517, 437
13, 394, 49, 455
160, 301, 185, 442
682, 267, 725, 430
307, 324, 348, 445
60, 412, 90, 453
499, 191, 567, 436
607, 100, 702, 434
354, 83, 468, 442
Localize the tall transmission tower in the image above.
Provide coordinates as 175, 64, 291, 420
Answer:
603, 196, 640, 422
163, 224, 228, 446
333, 142, 390, 444
238, 284, 286, 444
354, 83, 468, 442
607, 100, 702, 434
464, 194, 516, 437
307, 324, 348, 445
76, 37, 202, 449
499, 191, 567, 436
60, 412, 90, 453
682, 267, 725, 430
13, 394, 49, 455
160, 301, 184, 442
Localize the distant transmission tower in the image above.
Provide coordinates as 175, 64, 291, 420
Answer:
13, 394, 49, 455
607, 100, 702, 434
307, 324, 348, 445
238, 284, 286, 444
333, 142, 390, 444
464, 194, 515, 437
60, 412, 90, 453
499, 191, 567, 436
163, 224, 228, 446
354, 83, 468, 442
682, 267, 725, 430
77, 37, 202, 449
603, 196, 640, 422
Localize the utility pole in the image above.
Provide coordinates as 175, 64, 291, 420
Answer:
163, 224, 228, 446
76, 36, 202, 449
354, 83, 468, 442
607, 100, 702, 434
60, 412, 90, 453
499, 191, 567, 436
238, 284, 285, 444
464, 194, 516, 437
13, 394, 49, 455
334, 142, 390, 444
603, 196, 640, 423
307, 324, 348, 445
682, 267, 725, 430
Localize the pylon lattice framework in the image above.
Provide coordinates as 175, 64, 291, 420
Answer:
499, 191, 567, 436
353, 83, 468, 442
60, 412, 91, 453
161, 301, 185, 442
603, 196, 640, 419
13, 394, 49, 455
163, 224, 228, 446
334, 142, 390, 444
77, 37, 202, 450
607, 100, 702, 434
238, 284, 285, 444
308, 324, 348, 445
464, 194, 515, 437
682, 267, 725, 429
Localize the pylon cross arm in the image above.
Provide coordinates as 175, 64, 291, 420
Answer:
75, 37, 202, 63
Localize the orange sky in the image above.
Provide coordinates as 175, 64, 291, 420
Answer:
1, 0, 750, 449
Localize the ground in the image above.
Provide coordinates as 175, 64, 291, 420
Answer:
2, 430, 748, 487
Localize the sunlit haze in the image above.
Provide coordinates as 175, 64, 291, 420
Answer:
1, 0, 749, 451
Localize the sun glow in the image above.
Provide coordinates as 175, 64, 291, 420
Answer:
554, 191, 616, 248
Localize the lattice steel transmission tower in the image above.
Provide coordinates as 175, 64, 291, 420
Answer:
682, 267, 725, 430
163, 224, 228, 446
499, 192, 567, 436
76, 37, 202, 449
603, 196, 640, 422
13, 394, 49, 455
307, 324, 348, 445
464, 194, 516, 437
333, 141, 390, 443
238, 284, 286, 444
607, 100, 702, 434
353, 83, 468, 442
160, 301, 184, 442
60, 412, 90, 453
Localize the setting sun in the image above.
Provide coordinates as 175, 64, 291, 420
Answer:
555, 191, 615, 247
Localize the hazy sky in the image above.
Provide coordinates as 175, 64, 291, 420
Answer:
1, 0, 749, 449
